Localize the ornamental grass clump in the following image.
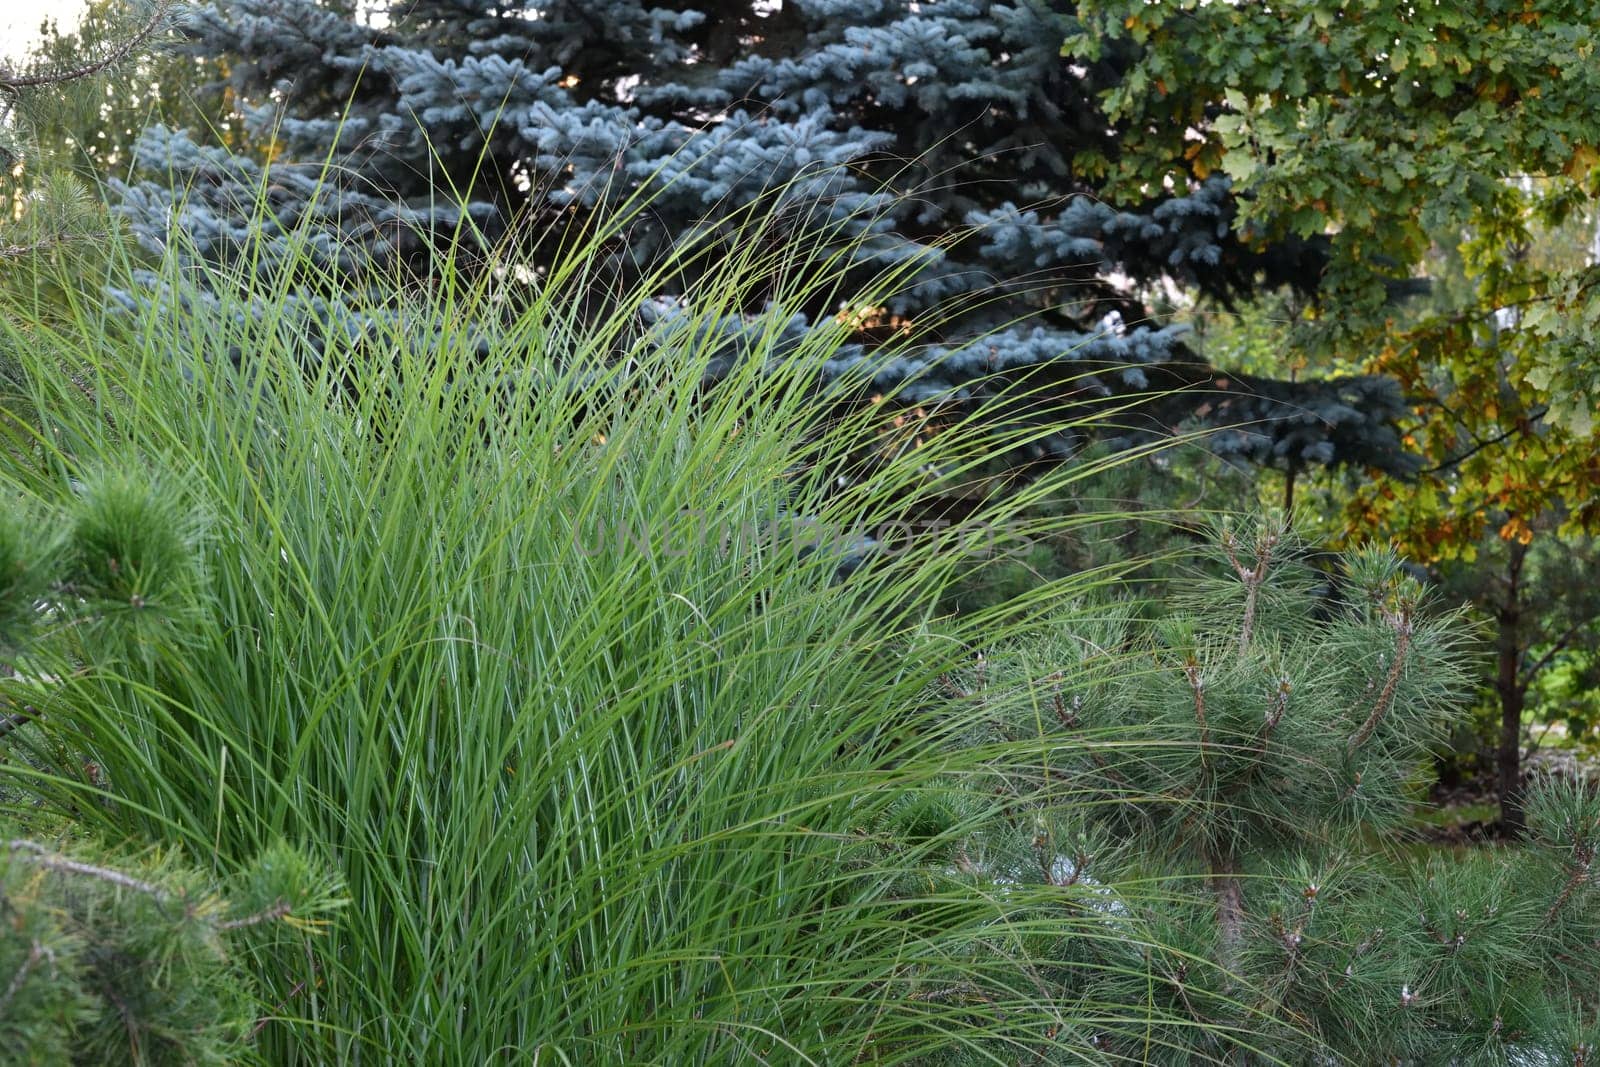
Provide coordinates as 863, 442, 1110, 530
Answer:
0, 170, 1191, 1064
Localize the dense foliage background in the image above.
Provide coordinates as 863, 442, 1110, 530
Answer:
3, 1, 1600, 1063
108, 0, 1431, 477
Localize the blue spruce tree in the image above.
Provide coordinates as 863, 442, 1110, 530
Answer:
114, 0, 1416, 476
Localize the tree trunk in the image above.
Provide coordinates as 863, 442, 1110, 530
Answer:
1209, 850, 1245, 981
1495, 540, 1529, 836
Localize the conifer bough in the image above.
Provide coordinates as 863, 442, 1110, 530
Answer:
113, 0, 1418, 479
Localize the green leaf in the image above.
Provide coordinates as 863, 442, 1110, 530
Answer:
1221, 144, 1258, 183
1570, 401, 1595, 438
1520, 302, 1556, 337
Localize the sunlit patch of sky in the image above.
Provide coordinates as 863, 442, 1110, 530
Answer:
0, 0, 78, 63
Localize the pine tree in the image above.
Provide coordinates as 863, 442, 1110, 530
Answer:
1, 0, 176, 257
916, 517, 1600, 1062
110, 0, 1417, 478
16, 0, 252, 189
0, 485, 342, 1065
0, 832, 342, 1065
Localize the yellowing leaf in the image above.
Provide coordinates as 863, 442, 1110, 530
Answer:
1497, 516, 1534, 545
1565, 144, 1600, 181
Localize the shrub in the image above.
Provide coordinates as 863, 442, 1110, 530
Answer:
0, 830, 340, 1066
932, 518, 1600, 1062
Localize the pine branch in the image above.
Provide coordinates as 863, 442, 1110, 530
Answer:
1163, 960, 1203, 1023
1, 233, 88, 259
4, 838, 167, 898
1263, 676, 1290, 734
0, 940, 52, 1017
1232, 676, 1293, 795
1048, 677, 1132, 787
1210, 851, 1246, 981
218, 899, 294, 931
1542, 841, 1593, 927
6, 837, 307, 935
1220, 525, 1275, 650
1185, 657, 1210, 772
1348, 602, 1414, 752
0, 2, 171, 91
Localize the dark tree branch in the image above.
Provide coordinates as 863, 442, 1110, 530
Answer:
1417, 405, 1549, 475
0, 1, 170, 91
0, 702, 39, 740
1518, 620, 1596, 691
